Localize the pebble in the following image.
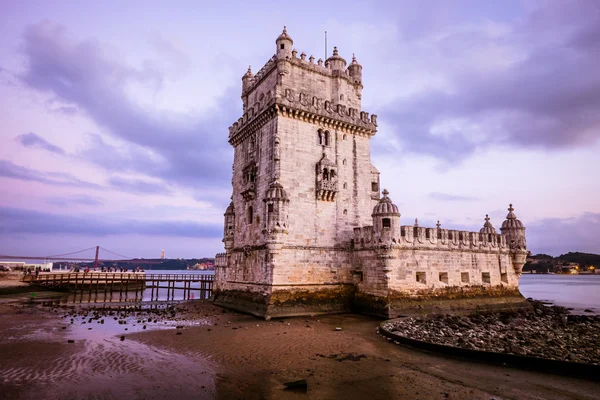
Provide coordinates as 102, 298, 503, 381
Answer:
383, 300, 600, 365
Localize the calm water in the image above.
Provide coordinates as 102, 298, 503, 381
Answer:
519, 274, 600, 313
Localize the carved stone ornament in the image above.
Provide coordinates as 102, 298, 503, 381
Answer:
285, 88, 295, 102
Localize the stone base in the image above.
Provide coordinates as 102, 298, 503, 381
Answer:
354, 286, 532, 319
213, 285, 355, 319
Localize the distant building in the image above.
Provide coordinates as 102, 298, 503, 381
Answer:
161, 249, 165, 260
0, 261, 53, 271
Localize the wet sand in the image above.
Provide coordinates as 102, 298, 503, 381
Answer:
1, 301, 599, 400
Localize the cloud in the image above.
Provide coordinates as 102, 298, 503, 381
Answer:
46, 195, 104, 207
0, 206, 221, 238
527, 212, 600, 256
0, 159, 101, 188
377, 1, 600, 163
428, 192, 479, 202
16, 132, 65, 155
18, 21, 237, 194
108, 176, 169, 195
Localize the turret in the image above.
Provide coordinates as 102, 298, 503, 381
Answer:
347, 54, 363, 83
275, 26, 293, 59
263, 181, 290, 238
500, 204, 527, 275
241, 66, 254, 111
242, 66, 254, 94
325, 46, 347, 71
372, 189, 401, 241
223, 199, 235, 250
479, 215, 497, 234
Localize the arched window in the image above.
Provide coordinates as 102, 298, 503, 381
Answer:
343, 134, 347, 140
343, 182, 347, 189
330, 170, 335, 179
343, 209, 348, 215
317, 130, 323, 145
340, 94, 344, 100
324, 131, 330, 146
342, 159, 346, 166
323, 169, 329, 180
248, 206, 253, 224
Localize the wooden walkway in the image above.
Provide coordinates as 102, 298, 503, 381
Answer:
22, 272, 214, 301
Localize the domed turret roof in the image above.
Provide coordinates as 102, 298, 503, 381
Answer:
349, 54, 362, 68
264, 181, 288, 202
501, 204, 525, 230
276, 26, 293, 44
372, 189, 400, 216
326, 46, 347, 66
479, 214, 497, 234
243, 66, 253, 79
224, 200, 235, 216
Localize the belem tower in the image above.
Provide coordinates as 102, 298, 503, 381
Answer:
213, 28, 529, 319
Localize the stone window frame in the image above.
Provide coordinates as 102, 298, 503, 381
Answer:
382, 218, 391, 228
439, 272, 449, 284
416, 272, 427, 284
482, 272, 491, 284
317, 129, 330, 146
461, 272, 470, 284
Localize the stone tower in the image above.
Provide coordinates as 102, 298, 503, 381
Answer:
213, 28, 529, 319
213, 27, 380, 318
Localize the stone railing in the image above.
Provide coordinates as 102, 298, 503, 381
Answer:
353, 225, 508, 251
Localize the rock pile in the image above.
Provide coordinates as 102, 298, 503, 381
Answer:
382, 301, 600, 365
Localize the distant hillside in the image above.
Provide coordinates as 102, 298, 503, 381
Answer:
525, 252, 599, 273
56, 258, 215, 271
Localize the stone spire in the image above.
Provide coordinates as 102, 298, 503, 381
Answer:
414, 218, 419, 227
436, 220, 441, 229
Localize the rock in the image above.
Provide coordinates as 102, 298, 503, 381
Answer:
335, 327, 343, 331
120, 336, 125, 341
283, 379, 307, 391
67, 339, 75, 343
584, 309, 593, 313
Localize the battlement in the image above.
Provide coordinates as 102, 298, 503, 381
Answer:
353, 225, 508, 251
229, 85, 377, 142
214, 253, 227, 268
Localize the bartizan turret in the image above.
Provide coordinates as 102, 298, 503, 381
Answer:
223, 199, 235, 250
275, 26, 293, 59
241, 66, 254, 111
262, 181, 290, 239
372, 189, 401, 245
500, 204, 527, 275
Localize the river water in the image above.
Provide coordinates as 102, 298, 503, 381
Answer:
46, 270, 600, 314
519, 274, 600, 314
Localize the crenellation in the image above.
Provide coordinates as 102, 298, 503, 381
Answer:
214, 27, 529, 319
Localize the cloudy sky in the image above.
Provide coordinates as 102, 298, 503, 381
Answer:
0, 0, 598, 259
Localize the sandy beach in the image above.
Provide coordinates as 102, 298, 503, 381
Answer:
0, 299, 599, 400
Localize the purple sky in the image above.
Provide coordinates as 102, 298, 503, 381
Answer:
0, 0, 599, 259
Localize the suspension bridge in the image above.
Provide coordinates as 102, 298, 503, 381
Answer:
0, 246, 162, 266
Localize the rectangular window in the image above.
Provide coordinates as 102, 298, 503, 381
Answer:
482, 272, 491, 284
426, 229, 431, 239
501, 273, 508, 283
371, 182, 379, 192
416, 272, 427, 284
461, 272, 470, 283
439, 272, 448, 284
382, 218, 391, 228
267, 204, 274, 213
